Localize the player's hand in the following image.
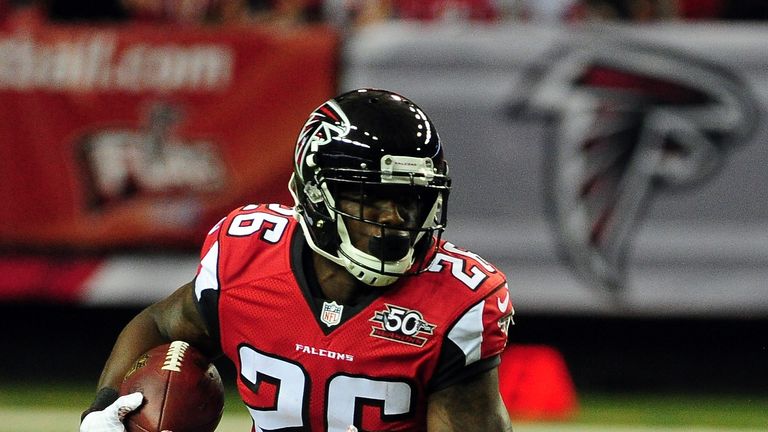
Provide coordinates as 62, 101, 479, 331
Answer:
80, 392, 143, 432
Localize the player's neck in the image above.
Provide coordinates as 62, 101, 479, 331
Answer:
312, 253, 366, 305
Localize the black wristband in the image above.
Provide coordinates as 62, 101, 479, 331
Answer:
81, 387, 119, 422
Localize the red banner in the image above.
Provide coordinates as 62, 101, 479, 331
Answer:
0, 22, 338, 250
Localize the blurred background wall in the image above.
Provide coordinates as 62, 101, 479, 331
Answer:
1, 0, 766, 404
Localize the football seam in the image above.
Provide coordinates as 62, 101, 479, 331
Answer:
159, 369, 172, 430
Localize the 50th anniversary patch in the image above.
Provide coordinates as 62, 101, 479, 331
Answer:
369, 304, 436, 347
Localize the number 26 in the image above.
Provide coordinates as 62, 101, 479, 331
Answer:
239, 345, 414, 432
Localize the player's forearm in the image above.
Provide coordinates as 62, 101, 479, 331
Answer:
428, 403, 513, 432
96, 307, 169, 391
427, 368, 514, 432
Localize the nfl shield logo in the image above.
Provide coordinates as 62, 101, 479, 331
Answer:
321, 301, 343, 327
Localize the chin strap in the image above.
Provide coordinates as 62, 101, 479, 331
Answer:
339, 255, 401, 287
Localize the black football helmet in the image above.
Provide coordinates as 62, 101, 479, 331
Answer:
289, 89, 451, 286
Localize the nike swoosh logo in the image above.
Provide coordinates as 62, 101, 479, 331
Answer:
497, 292, 510, 313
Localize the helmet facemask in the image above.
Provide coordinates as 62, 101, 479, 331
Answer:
292, 155, 450, 287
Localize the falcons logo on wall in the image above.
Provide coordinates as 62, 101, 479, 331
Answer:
519, 44, 759, 292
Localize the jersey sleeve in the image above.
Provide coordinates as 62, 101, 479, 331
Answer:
193, 216, 226, 344
428, 281, 514, 392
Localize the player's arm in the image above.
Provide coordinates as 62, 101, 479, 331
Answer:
426, 366, 513, 432
83, 281, 217, 420
96, 281, 217, 391
427, 275, 514, 431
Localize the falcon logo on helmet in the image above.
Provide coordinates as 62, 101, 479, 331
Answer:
290, 89, 451, 287
295, 100, 350, 171
516, 43, 759, 292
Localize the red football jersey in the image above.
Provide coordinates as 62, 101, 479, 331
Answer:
193, 204, 513, 432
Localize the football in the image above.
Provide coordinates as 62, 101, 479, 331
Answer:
119, 341, 225, 432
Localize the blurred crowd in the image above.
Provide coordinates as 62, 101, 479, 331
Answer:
0, 0, 766, 27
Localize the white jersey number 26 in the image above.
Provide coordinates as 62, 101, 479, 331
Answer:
239, 345, 413, 432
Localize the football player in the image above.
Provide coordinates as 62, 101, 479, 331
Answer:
81, 89, 515, 432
